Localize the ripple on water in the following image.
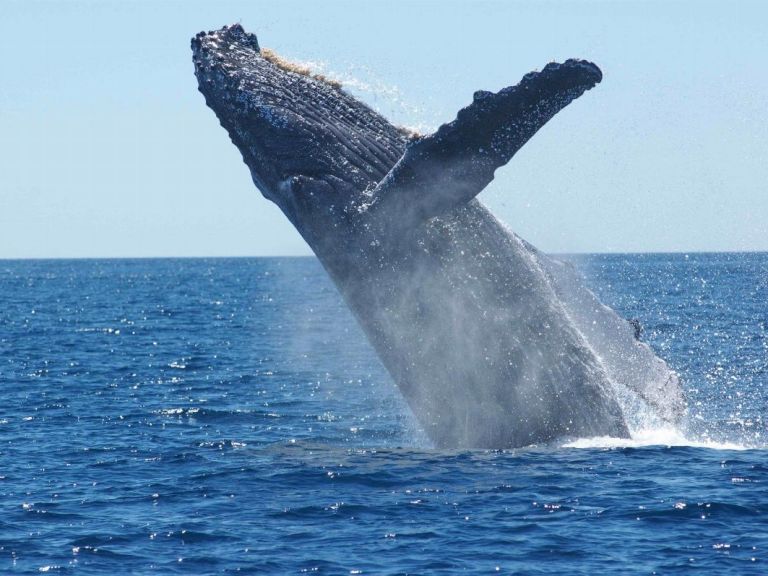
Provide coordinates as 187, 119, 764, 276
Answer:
1, 256, 767, 574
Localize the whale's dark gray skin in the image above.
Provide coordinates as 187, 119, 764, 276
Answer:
192, 24, 685, 448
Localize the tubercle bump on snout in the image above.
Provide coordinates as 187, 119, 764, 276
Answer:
191, 23, 261, 55
192, 23, 346, 96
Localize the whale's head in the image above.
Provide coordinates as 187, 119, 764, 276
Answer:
192, 25, 407, 229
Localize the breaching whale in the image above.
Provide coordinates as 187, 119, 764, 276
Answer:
192, 24, 685, 448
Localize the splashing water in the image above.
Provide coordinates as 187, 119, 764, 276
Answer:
567, 251, 768, 451
563, 427, 750, 451
269, 51, 437, 134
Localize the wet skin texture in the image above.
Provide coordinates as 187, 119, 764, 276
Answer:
192, 24, 684, 448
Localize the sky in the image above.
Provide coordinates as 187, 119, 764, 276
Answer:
1, 0, 766, 258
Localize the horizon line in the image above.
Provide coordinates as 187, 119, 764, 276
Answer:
1, 249, 767, 262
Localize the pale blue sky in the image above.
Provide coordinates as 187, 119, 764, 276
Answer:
1, 0, 766, 258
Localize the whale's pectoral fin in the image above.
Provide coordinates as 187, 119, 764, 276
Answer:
368, 60, 602, 228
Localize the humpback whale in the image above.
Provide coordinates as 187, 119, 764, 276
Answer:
192, 24, 685, 448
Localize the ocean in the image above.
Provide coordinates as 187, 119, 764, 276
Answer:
1, 253, 766, 574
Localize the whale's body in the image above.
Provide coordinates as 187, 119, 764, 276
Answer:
192, 25, 685, 448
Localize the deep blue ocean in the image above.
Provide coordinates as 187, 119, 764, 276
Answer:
1, 253, 766, 574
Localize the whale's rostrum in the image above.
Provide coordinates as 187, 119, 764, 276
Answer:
191, 24, 685, 448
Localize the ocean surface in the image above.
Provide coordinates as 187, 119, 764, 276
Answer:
1, 253, 766, 574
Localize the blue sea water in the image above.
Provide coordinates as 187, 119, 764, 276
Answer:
1, 253, 766, 574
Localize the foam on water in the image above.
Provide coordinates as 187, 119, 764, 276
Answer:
563, 425, 754, 451
270, 51, 436, 134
